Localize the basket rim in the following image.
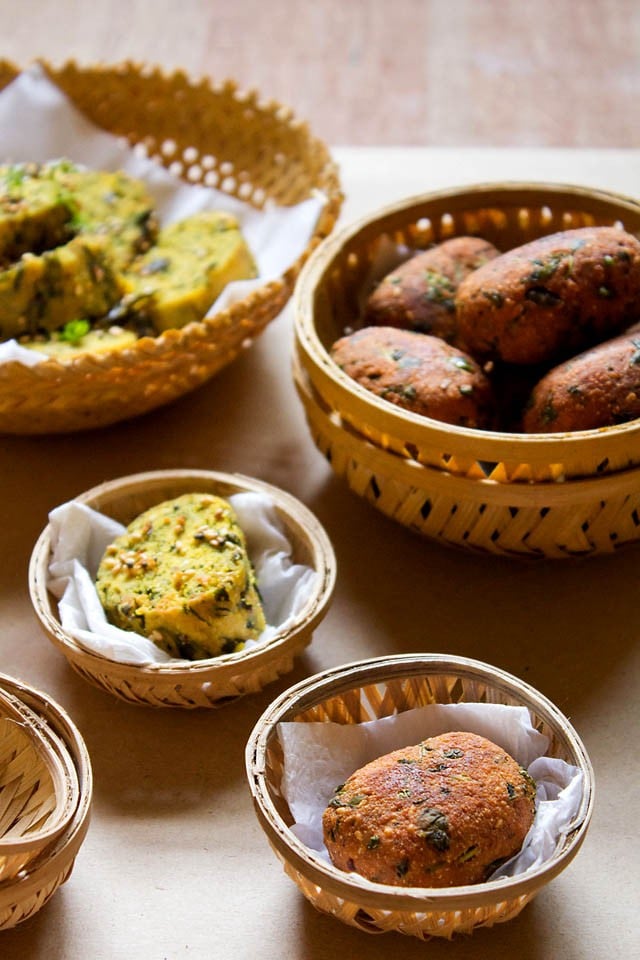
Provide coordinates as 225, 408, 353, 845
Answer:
294, 180, 640, 457
1, 56, 343, 355
0, 672, 92, 911
246, 652, 595, 913
29, 468, 336, 680
0, 689, 79, 855
294, 360, 640, 502
0, 59, 343, 435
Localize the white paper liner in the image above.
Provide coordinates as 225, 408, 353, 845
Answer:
0, 63, 326, 364
277, 701, 583, 883
47, 491, 318, 666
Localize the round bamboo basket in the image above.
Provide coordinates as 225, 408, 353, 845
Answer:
0, 673, 92, 930
29, 469, 336, 708
246, 653, 594, 941
293, 182, 640, 558
0, 59, 342, 434
0, 688, 79, 883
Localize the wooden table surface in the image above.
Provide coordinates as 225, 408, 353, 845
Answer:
0, 144, 638, 959
2, 0, 639, 149
0, 6, 639, 960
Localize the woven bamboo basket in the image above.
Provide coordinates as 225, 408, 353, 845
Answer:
0, 687, 79, 883
293, 182, 640, 558
246, 653, 594, 941
0, 59, 342, 434
29, 469, 336, 708
0, 673, 92, 930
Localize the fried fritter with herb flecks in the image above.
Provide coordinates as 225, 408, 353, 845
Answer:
456, 226, 640, 365
322, 731, 536, 888
523, 322, 640, 432
364, 236, 500, 344
331, 326, 496, 429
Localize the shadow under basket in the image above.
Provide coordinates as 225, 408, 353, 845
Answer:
29, 469, 336, 709
293, 181, 640, 559
0, 673, 92, 930
246, 654, 594, 941
0, 59, 342, 434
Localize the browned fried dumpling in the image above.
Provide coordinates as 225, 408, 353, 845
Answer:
456, 226, 640, 365
364, 236, 500, 343
331, 326, 496, 429
322, 731, 536, 888
523, 323, 640, 432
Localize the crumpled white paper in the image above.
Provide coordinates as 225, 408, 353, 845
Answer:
47, 491, 318, 665
0, 63, 326, 364
277, 701, 584, 882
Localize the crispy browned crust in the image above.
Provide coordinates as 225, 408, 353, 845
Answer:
456, 227, 640, 365
364, 236, 500, 343
523, 323, 640, 432
330, 326, 496, 429
322, 731, 536, 888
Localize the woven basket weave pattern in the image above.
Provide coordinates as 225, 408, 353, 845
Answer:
295, 364, 640, 557
29, 470, 336, 708
294, 183, 640, 558
0, 60, 342, 434
0, 675, 92, 930
0, 718, 59, 882
0, 688, 81, 884
247, 655, 594, 940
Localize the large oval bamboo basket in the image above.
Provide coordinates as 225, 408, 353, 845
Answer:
0, 673, 92, 930
293, 182, 640, 558
246, 653, 594, 941
29, 470, 336, 708
0, 59, 342, 434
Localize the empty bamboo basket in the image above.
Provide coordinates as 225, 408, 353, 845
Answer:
29, 469, 336, 708
246, 653, 594, 941
0, 673, 92, 930
0, 688, 79, 883
0, 59, 342, 434
293, 182, 640, 558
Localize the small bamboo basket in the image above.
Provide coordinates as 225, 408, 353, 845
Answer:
0, 673, 92, 930
29, 469, 336, 708
0, 688, 79, 882
246, 654, 594, 941
0, 59, 342, 434
293, 182, 640, 558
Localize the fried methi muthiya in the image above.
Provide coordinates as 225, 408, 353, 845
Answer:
323, 731, 536, 888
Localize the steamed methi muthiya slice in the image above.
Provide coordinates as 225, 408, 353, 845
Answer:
120, 211, 258, 331
0, 162, 155, 341
21, 323, 138, 358
0, 161, 157, 269
0, 163, 72, 262
0, 235, 123, 341
45, 162, 158, 268
96, 493, 266, 660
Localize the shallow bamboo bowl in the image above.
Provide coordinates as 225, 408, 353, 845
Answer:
0, 59, 342, 434
246, 653, 594, 941
0, 674, 92, 930
293, 182, 640, 558
29, 469, 336, 709
0, 688, 79, 883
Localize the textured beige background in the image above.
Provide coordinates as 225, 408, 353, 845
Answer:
1, 4, 639, 957
1, 147, 639, 959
